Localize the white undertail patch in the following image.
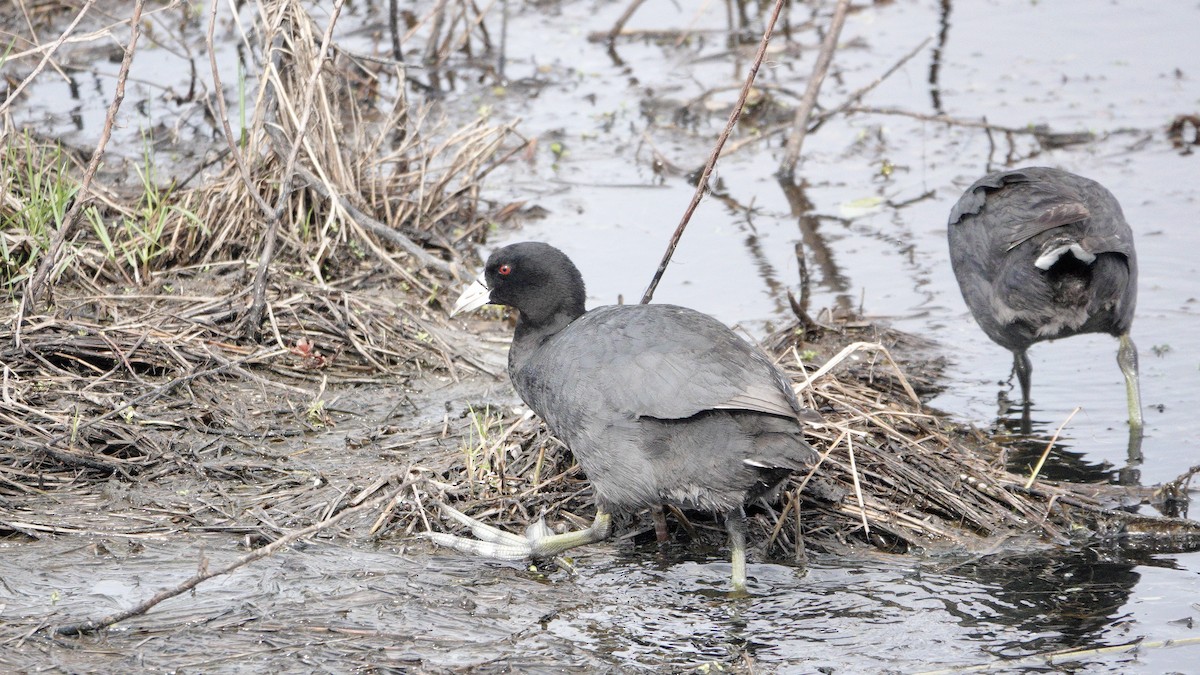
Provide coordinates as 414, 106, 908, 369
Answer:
1035, 243, 1096, 270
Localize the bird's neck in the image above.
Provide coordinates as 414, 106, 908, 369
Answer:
508, 308, 581, 376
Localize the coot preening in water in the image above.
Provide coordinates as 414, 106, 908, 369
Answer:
430, 242, 820, 591
947, 167, 1142, 432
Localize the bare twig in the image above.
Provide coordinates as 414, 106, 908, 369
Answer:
843, 105, 1035, 135
245, 0, 348, 338
388, 0, 405, 62
809, 34, 934, 133
604, 0, 649, 42
778, 0, 852, 180
639, 0, 787, 304
52, 475, 414, 636
17, 0, 146, 335
787, 241, 821, 332
719, 34, 933, 159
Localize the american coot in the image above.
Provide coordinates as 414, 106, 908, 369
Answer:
947, 167, 1142, 432
431, 242, 820, 591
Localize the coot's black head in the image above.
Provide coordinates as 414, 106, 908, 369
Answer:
452, 242, 587, 325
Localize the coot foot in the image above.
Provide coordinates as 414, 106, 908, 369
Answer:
423, 502, 612, 560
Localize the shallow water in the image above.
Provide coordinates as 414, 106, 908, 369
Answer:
5, 0, 1200, 672
478, 0, 1200, 491
4, 534, 1197, 672
463, 0, 1200, 670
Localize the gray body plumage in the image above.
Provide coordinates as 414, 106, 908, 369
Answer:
438, 241, 820, 590
948, 166, 1137, 352
510, 302, 815, 515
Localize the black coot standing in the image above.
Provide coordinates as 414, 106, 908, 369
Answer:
430, 241, 819, 592
947, 167, 1142, 433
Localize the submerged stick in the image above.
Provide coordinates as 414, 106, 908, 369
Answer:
1024, 406, 1082, 489
916, 635, 1200, 675
604, 0, 649, 42
777, 0, 852, 181
809, 34, 934, 133
52, 477, 414, 636
640, 0, 787, 304
719, 34, 933, 159
841, 105, 1036, 135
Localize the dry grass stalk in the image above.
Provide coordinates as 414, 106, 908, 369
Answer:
1025, 406, 1083, 488
3, 0, 518, 375
0, 1, 522, 522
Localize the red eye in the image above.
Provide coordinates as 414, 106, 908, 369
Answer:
497, 264, 512, 276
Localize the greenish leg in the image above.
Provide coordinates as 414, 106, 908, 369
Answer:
725, 509, 748, 594
1118, 332, 1143, 433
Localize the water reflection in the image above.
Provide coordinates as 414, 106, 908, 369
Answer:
928, 0, 952, 114
993, 392, 1144, 487
542, 546, 1150, 672
777, 177, 856, 314
936, 549, 1148, 658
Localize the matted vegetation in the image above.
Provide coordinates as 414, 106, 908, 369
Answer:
1, 0, 517, 484
0, 0, 518, 581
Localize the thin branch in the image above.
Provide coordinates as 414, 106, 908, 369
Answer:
778, 0, 852, 181
719, 35, 932, 159
52, 475, 415, 636
604, 0, 649, 42
639, 0, 787, 304
388, 0, 405, 62
17, 0, 145, 332
843, 105, 1036, 135
808, 34, 934, 133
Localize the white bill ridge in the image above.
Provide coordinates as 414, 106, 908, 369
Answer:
450, 277, 492, 317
